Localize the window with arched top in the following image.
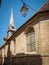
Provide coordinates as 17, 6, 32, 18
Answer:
26, 27, 35, 52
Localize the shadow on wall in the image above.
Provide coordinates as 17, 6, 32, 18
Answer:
1, 42, 42, 65
3, 53, 42, 65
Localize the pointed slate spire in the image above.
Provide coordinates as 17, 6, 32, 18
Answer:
9, 8, 15, 27
7, 8, 16, 38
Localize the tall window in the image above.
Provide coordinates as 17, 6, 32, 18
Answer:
26, 27, 35, 52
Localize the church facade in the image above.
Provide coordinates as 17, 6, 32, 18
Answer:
0, 1, 49, 65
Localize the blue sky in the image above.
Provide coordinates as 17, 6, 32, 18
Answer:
0, 0, 47, 46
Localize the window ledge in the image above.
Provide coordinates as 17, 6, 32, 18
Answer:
25, 52, 37, 55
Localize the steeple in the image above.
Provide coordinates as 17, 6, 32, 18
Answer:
3, 8, 16, 41
9, 8, 15, 27
7, 8, 16, 38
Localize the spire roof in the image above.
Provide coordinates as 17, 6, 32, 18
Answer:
9, 8, 15, 27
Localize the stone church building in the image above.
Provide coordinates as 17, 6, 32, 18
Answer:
0, 0, 49, 65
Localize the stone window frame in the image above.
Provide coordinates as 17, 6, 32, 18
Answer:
25, 25, 36, 54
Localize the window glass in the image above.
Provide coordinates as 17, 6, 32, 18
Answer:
26, 27, 35, 52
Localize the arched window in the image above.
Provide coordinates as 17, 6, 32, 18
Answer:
26, 27, 35, 52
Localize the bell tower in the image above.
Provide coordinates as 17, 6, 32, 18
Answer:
4, 8, 16, 41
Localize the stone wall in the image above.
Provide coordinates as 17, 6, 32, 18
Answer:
15, 32, 27, 54
0, 12, 49, 65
